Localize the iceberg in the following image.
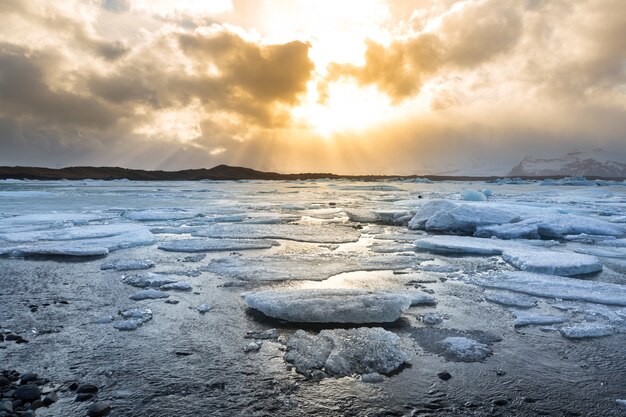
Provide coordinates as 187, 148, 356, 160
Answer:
244, 289, 412, 323
158, 238, 279, 252
284, 328, 408, 378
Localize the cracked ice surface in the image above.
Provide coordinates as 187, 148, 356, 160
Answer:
244, 289, 412, 323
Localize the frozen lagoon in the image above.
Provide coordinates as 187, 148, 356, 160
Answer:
1, 179, 626, 416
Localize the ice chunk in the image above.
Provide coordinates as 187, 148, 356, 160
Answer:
101, 259, 154, 271
192, 223, 361, 244
474, 220, 540, 239
408, 200, 625, 238
361, 373, 385, 383
482, 189, 493, 197
408, 200, 519, 233
513, 311, 567, 327
113, 320, 141, 331
284, 328, 408, 377
369, 242, 415, 253
559, 323, 614, 339
502, 249, 602, 276
159, 281, 192, 291
122, 273, 176, 288
410, 293, 438, 306
205, 254, 415, 282
438, 337, 492, 362
196, 303, 211, 314
346, 209, 414, 226
244, 289, 412, 323
484, 292, 537, 308
158, 238, 279, 252
417, 260, 459, 273
460, 189, 487, 201
421, 313, 443, 325
479, 271, 626, 306
119, 307, 153, 323
129, 289, 169, 300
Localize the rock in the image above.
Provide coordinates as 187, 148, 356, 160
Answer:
19, 373, 38, 385
42, 392, 58, 406
68, 381, 79, 391
76, 383, 98, 394
75, 393, 94, 402
493, 398, 509, 406
0, 376, 10, 387
14, 384, 41, 401
87, 402, 112, 417
22, 410, 36, 417
0, 400, 12, 414
244, 329, 278, 340
422, 313, 443, 325
437, 371, 452, 381
31, 399, 43, 410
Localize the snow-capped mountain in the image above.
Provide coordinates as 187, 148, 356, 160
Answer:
509, 149, 626, 178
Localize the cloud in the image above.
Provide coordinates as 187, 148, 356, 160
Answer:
326, 0, 523, 101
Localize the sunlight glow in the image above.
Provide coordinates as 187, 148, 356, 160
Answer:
292, 81, 407, 138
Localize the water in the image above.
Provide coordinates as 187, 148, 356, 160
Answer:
1, 179, 625, 416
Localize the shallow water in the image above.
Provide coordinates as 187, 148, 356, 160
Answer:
1, 179, 626, 416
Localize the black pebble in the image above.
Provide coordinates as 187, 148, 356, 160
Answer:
437, 371, 452, 381
20, 373, 38, 385
42, 392, 58, 406
68, 382, 79, 391
492, 398, 509, 406
0, 376, 10, 387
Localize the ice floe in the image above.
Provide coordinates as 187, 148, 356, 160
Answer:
479, 271, 626, 306
192, 223, 361, 244
484, 292, 537, 308
417, 259, 459, 273
205, 254, 415, 282
415, 235, 601, 276
284, 328, 408, 378
244, 289, 412, 323
158, 238, 279, 252
122, 209, 202, 221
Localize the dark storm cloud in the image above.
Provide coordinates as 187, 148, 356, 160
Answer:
0, 44, 121, 128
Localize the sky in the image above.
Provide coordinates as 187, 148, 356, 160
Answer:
0, 0, 624, 174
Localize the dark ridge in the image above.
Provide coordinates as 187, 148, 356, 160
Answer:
0, 165, 623, 181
